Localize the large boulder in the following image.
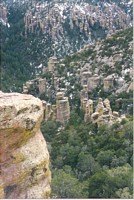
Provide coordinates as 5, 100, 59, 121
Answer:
0, 92, 51, 199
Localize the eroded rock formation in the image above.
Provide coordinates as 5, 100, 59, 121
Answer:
91, 98, 125, 126
0, 91, 51, 199
84, 99, 93, 123
48, 56, 58, 72
56, 92, 70, 125
24, 0, 132, 41
23, 78, 46, 95
0, 4, 8, 25
81, 96, 126, 126
103, 75, 114, 92
88, 74, 101, 91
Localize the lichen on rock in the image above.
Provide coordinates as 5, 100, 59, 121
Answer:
0, 91, 51, 199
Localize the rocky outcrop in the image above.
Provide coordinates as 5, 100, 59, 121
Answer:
0, 4, 8, 25
23, 77, 46, 95
81, 71, 92, 86
42, 101, 53, 121
126, 81, 133, 93
81, 96, 126, 126
88, 74, 101, 91
56, 92, 70, 125
39, 78, 46, 95
24, 0, 132, 47
80, 85, 88, 101
91, 98, 124, 126
115, 83, 129, 94
0, 92, 51, 199
95, 98, 105, 116
48, 56, 58, 72
84, 99, 93, 122
103, 75, 114, 92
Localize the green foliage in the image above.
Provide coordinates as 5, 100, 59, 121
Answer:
68, 111, 82, 126
41, 115, 133, 198
1, 8, 35, 92
76, 152, 100, 180
52, 169, 88, 198
88, 164, 133, 198
41, 71, 52, 80
88, 171, 117, 198
64, 48, 94, 64
41, 120, 60, 142
1, 5, 53, 92
96, 150, 114, 167
102, 28, 132, 49
105, 90, 133, 114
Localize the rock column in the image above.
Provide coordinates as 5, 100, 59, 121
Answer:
56, 92, 70, 125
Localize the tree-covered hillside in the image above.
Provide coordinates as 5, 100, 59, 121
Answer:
0, 0, 132, 92
39, 27, 133, 199
41, 112, 133, 198
38, 27, 132, 117
0, 1, 133, 198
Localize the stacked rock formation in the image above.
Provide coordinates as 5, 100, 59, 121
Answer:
0, 4, 8, 25
23, 78, 46, 95
88, 74, 101, 91
80, 71, 92, 86
84, 99, 93, 123
0, 92, 51, 199
91, 98, 123, 126
41, 92, 70, 125
81, 96, 125, 126
80, 85, 88, 101
42, 101, 53, 121
48, 56, 58, 72
38, 78, 46, 95
56, 92, 70, 125
103, 75, 114, 92
24, 0, 132, 40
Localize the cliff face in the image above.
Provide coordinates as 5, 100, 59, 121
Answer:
0, 91, 51, 198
